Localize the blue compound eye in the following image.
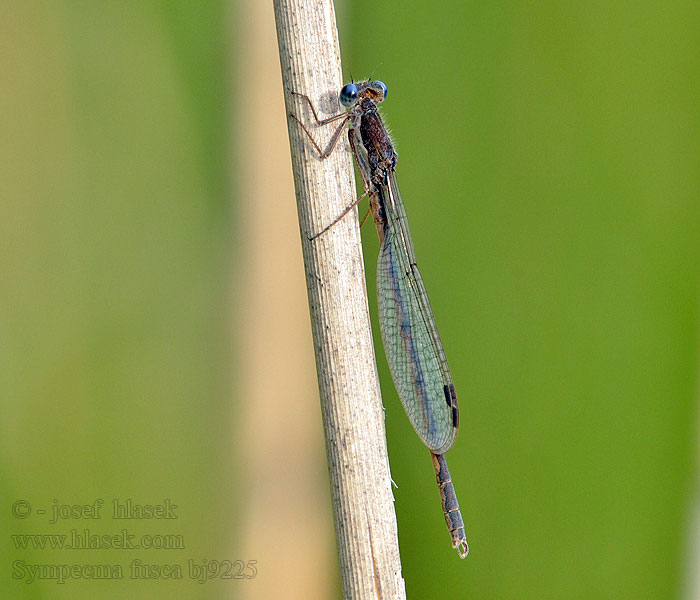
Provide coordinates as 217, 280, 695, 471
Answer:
374, 80, 388, 101
339, 83, 359, 107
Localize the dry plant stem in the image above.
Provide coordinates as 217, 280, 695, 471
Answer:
273, 1, 406, 598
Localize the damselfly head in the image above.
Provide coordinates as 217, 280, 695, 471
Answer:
339, 80, 388, 107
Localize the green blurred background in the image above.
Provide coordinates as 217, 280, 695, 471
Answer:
2, 1, 699, 599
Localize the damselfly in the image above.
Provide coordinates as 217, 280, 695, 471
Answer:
291, 79, 469, 558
